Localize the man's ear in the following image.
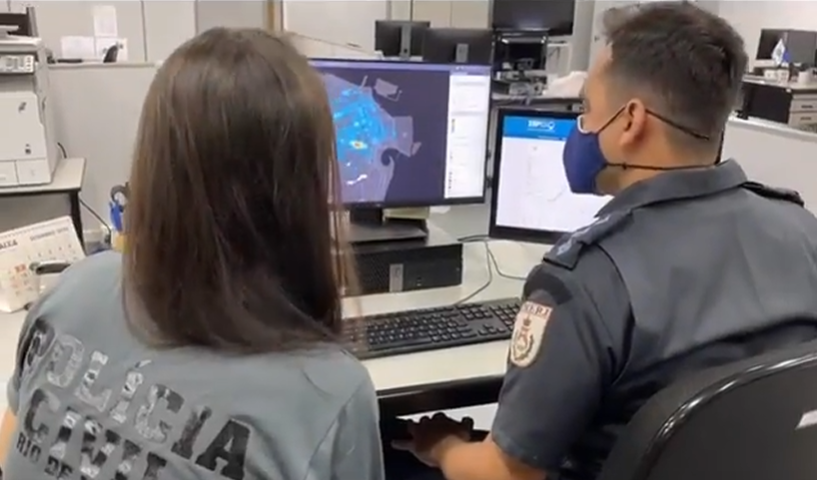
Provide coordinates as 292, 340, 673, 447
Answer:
619, 99, 647, 148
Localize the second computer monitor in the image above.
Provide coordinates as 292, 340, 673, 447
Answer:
375, 20, 430, 57
422, 28, 494, 65
490, 109, 611, 244
311, 59, 492, 207
0, 13, 32, 36
756, 28, 817, 64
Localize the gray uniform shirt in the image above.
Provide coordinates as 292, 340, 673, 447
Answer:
4, 252, 384, 480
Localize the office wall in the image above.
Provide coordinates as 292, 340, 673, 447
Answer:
5, 0, 204, 63
389, 0, 490, 28
6, 0, 598, 71
11, 0, 148, 61
144, 1, 195, 61
1, 64, 156, 236
51, 64, 154, 233
195, 1, 266, 32
724, 118, 817, 213
280, 0, 591, 74
283, 0, 389, 50
15, 0, 811, 73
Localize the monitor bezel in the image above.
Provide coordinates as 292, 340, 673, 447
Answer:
489, 108, 581, 245
310, 57, 493, 209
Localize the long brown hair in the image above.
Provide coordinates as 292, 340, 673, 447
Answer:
125, 28, 356, 353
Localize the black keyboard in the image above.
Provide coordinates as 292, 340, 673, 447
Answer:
345, 298, 522, 359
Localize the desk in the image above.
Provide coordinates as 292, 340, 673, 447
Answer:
355, 240, 547, 415
741, 78, 817, 132
0, 240, 549, 415
0, 158, 87, 244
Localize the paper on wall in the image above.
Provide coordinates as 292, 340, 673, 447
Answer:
92, 5, 118, 38
95, 37, 128, 62
59, 35, 96, 60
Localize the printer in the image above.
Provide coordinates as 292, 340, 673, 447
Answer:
0, 29, 58, 187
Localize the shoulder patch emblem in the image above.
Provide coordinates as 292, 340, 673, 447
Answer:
509, 301, 553, 367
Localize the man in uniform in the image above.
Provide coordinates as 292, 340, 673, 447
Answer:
392, 3, 817, 480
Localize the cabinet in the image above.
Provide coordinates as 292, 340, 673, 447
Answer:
742, 80, 817, 133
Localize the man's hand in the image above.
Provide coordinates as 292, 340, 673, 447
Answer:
392, 413, 475, 467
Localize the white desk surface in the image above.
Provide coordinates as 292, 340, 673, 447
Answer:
0, 157, 85, 196
357, 240, 546, 391
0, 240, 548, 395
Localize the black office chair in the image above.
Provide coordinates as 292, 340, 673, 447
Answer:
597, 339, 817, 480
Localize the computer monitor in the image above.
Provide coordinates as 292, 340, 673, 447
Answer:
311, 59, 492, 208
757, 28, 817, 64
374, 20, 430, 58
491, 0, 575, 36
784, 30, 817, 64
757, 29, 784, 60
0, 13, 32, 36
422, 28, 494, 65
489, 109, 611, 244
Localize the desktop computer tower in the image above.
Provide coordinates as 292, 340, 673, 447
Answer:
352, 236, 463, 295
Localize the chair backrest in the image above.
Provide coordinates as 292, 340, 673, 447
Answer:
597, 339, 817, 480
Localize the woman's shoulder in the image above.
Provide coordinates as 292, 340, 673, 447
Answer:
62, 249, 122, 277
64, 250, 122, 280
39, 251, 122, 308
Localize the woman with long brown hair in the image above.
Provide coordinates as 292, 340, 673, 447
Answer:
0, 28, 383, 480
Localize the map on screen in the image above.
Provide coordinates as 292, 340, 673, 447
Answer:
322, 73, 421, 204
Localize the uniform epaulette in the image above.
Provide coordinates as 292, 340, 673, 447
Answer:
544, 211, 630, 269
743, 181, 805, 207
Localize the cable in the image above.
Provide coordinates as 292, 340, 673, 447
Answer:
454, 236, 529, 304
79, 197, 112, 244
459, 235, 529, 279
486, 243, 528, 281
56, 142, 112, 245
458, 234, 486, 243
455, 241, 494, 305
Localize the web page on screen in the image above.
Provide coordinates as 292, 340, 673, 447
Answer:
495, 115, 611, 233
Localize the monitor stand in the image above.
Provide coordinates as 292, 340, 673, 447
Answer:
454, 43, 469, 63
348, 208, 428, 244
399, 25, 412, 60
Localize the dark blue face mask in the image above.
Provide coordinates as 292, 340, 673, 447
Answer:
561, 107, 712, 195
561, 113, 616, 195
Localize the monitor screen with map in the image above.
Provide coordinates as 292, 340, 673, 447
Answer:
489, 109, 612, 244
311, 59, 492, 207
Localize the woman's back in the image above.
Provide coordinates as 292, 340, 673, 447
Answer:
2, 27, 381, 479
4, 252, 381, 479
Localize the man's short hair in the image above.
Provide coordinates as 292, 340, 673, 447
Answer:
603, 2, 747, 150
